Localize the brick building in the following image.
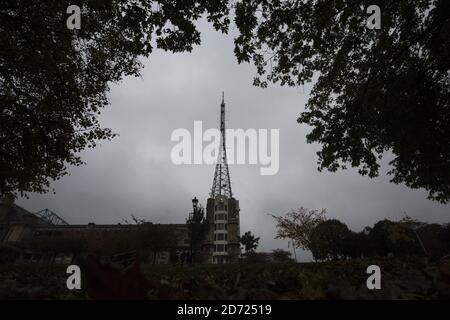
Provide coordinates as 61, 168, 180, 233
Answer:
0, 94, 241, 265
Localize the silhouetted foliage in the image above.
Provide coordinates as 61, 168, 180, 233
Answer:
80, 254, 149, 299
234, 0, 450, 203
417, 223, 446, 258
369, 219, 421, 256
305, 216, 450, 260
309, 219, 351, 261
441, 224, 450, 253
0, 0, 229, 197
238, 230, 260, 253
0, 243, 21, 263
271, 248, 294, 263
136, 223, 178, 264
3, 1, 449, 205
271, 207, 326, 251
270, 204, 448, 260
342, 231, 375, 259
244, 251, 267, 264
186, 203, 208, 264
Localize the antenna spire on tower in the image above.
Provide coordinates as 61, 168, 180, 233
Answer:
210, 92, 232, 198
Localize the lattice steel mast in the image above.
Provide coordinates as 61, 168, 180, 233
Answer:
210, 92, 232, 198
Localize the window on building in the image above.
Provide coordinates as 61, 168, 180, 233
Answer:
215, 233, 228, 241
216, 233, 226, 241
216, 223, 227, 230
214, 245, 228, 253
215, 213, 227, 221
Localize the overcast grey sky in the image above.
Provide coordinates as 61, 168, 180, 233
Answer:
17, 20, 449, 261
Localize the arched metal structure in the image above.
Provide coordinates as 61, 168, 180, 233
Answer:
34, 209, 68, 225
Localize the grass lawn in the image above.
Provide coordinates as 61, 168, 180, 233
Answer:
0, 256, 448, 299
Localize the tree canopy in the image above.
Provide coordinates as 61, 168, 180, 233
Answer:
186, 203, 208, 263
271, 207, 327, 251
234, 0, 450, 203
0, 0, 229, 196
238, 230, 260, 253
309, 219, 351, 260
271, 248, 294, 263
2, 0, 449, 204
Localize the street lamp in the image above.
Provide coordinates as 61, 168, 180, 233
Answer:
192, 197, 198, 211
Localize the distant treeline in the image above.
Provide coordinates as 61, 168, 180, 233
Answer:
308, 218, 450, 261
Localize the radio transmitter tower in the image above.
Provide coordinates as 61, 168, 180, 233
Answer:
210, 92, 232, 198
205, 93, 241, 264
